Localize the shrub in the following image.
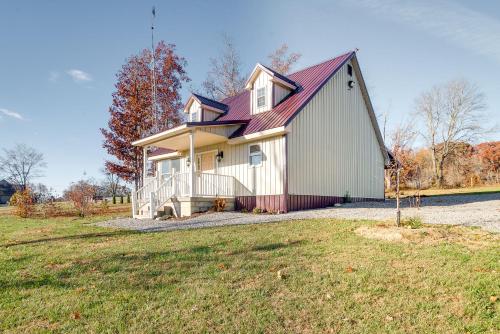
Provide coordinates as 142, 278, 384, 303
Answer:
214, 198, 226, 212
100, 199, 110, 214
343, 190, 352, 203
40, 200, 60, 218
65, 180, 97, 217
401, 216, 423, 229
252, 207, 263, 214
9, 189, 35, 218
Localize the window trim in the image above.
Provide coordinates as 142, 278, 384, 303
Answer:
248, 144, 263, 167
256, 87, 266, 108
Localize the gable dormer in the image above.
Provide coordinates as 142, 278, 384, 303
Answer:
245, 64, 297, 115
184, 94, 228, 122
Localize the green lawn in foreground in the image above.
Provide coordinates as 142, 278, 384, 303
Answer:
0, 214, 498, 333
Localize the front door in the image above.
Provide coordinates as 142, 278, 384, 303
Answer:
196, 152, 216, 174
196, 152, 217, 196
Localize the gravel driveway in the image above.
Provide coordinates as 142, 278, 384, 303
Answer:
97, 193, 500, 233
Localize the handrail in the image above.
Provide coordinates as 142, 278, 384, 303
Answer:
155, 175, 174, 210
136, 177, 156, 204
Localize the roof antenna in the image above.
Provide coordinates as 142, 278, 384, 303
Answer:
151, 6, 158, 133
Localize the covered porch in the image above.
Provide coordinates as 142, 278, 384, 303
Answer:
131, 121, 246, 218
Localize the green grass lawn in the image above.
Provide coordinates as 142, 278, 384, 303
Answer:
0, 214, 498, 333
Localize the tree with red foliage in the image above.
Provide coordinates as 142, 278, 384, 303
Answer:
101, 42, 189, 188
475, 141, 500, 184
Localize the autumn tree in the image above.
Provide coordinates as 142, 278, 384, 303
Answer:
475, 141, 500, 184
101, 42, 189, 188
0, 144, 46, 190
388, 121, 418, 188
202, 35, 246, 100
64, 180, 97, 217
268, 44, 301, 75
415, 79, 486, 187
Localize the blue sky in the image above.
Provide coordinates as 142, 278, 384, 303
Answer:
1, 0, 499, 194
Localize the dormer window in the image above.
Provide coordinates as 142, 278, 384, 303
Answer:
257, 87, 266, 108
190, 110, 199, 122
245, 63, 298, 116
183, 93, 228, 123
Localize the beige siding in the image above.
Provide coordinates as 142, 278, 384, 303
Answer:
287, 61, 385, 199
273, 84, 291, 106
164, 135, 285, 196
188, 100, 201, 121
200, 125, 240, 138
250, 71, 273, 115
202, 109, 220, 121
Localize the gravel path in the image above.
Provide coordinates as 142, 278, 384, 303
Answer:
97, 193, 500, 233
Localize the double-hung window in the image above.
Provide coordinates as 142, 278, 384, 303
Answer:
257, 87, 266, 108
249, 144, 262, 167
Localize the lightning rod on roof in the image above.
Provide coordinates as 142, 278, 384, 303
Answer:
151, 6, 158, 132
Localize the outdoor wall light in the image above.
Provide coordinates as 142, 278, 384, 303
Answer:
216, 151, 224, 162
348, 80, 355, 89
186, 157, 191, 167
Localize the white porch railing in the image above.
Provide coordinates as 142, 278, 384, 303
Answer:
194, 172, 235, 197
132, 171, 236, 218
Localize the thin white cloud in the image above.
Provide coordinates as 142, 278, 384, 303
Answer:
66, 69, 92, 82
343, 0, 500, 63
0, 108, 24, 120
49, 71, 60, 82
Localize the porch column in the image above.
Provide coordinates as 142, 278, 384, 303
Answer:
142, 146, 148, 185
189, 130, 195, 197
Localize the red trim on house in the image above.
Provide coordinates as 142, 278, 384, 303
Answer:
235, 195, 287, 213
235, 194, 383, 213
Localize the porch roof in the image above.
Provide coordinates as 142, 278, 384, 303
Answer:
132, 120, 249, 151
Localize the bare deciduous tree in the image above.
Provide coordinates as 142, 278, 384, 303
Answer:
0, 144, 47, 190
415, 79, 486, 187
268, 44, 301, 75
202, 35, 246, 100
101, 168, 121, 199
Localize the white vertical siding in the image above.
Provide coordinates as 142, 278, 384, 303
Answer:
188, 100, 201, 121
250, 71, 273, 115
164, 135, 285, 196
287, 61, 385, 199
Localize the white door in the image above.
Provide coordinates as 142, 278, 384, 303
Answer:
196, 152, 216, 195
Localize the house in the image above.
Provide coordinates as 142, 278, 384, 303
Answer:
131, 50, 389, 218
0, 179, 15, 205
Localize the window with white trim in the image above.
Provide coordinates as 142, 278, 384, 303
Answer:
249, 144, 262, 166
190, 111, 199, 122
256, 87, 266, 108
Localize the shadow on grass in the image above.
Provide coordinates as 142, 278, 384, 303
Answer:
1, 230, 137, 248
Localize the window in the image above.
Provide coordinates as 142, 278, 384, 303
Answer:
190, 111, 199, 122
249, 144, 262, 166
347, 64, 353, 77
257, 87, 266, 108
161, 159, 180, 176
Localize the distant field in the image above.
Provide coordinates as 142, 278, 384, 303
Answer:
0, 213, 498, 333
386, 185, 500, 199
0, 201, 131, 217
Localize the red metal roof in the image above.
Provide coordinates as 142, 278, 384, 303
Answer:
218, 51, 355, 136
